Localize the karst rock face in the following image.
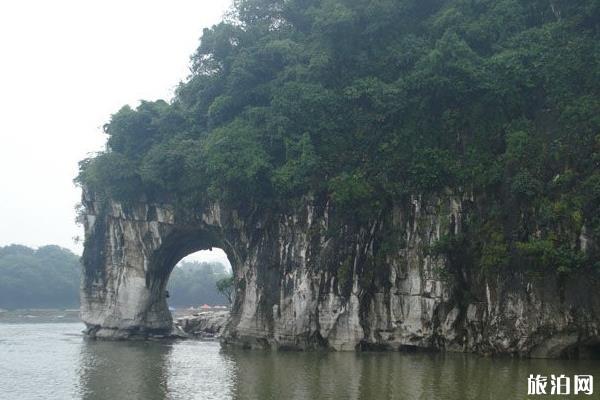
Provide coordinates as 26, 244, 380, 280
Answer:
80, 188, 600, 357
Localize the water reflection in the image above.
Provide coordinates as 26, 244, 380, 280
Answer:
77, 339, 237, 400
78, 340, 171, 400
225, 349, 600, 400
224, 350, 528, 400
5, 322, 600, 399
74, 336, 600, 400
228, 351, 363, 400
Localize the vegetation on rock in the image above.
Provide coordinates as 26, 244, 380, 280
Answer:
77, 0, 600, 275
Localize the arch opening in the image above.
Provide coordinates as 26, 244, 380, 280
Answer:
166, 248, 233, 312
136, 226, 238, 336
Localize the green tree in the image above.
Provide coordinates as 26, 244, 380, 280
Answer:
216, 276, 235, 304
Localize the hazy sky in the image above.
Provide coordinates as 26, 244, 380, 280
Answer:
0, 0, 231, 266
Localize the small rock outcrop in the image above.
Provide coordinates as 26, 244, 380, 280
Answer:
80, 188, 600, 357
175, 311, 229, 338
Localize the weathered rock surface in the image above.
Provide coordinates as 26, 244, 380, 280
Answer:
175, 311, 229, 338
80, 188, 600, 357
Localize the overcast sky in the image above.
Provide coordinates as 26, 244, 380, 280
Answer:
0, 0, 232, 266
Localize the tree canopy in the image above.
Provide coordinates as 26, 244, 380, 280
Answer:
78, 0, 600, 274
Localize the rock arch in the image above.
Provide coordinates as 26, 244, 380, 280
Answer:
80, 190, 241, 339
80, 189, 600, 357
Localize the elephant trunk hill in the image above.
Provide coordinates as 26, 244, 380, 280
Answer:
77, 0, 600, 358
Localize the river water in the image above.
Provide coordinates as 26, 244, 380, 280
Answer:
0, 311, 598, 399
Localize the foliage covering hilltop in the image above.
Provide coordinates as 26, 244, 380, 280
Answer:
78, 0, 600, 274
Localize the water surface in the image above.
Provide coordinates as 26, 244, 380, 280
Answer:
1, 312, 598, 399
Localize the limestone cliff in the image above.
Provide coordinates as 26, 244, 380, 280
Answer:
80, 188, 600, 357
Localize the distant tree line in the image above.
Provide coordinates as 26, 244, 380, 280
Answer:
0, 245, 231, 309
0, 245, 80, 309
